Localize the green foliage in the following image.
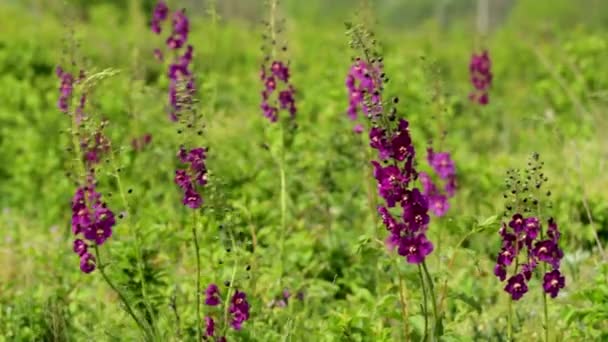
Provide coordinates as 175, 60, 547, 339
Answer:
1, 0, 607, 341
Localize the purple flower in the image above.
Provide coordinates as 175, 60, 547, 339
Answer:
391, 126, 413, 162
369, 127, 391, 159
205, 284, 221, 306
532, 240, 563, 269
229, 290, 250, 330
401, 188, 430, 232
183, 187, 202, 209
522, 217, 540, 246
543, 269, 565, 298
494, 264, 506, 281
547, 217, 561, 242
271, 61, 290, 82
504, 273, 528, 300
428, 150, 455, 180
444, 175, 457, 197
428, 194, 449, 217
353, 124, 364, 134
73, 239, 88, 256
345, 59, 383, 121
508, 214, 525, 234
468, 50, 492, 105
496, 244, 515, 266
205, 316, 215, 337
175, 147, 208, 209
153, 2, 168, 21
80, 252, 96, 273
397, 234, 434, 264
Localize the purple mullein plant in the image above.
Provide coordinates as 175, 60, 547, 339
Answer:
260, 0, 296, 123
56, 64, 116, 274
495, 154, 565, 341
346, 16, 441, 340
151, 1, 195, 122
468, 50, 492, 105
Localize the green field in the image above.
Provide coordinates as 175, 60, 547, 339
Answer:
1, 0, 607, 341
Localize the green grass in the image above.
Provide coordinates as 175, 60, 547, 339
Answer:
1, 1, 607, 341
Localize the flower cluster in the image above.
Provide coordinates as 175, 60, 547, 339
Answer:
260, 60, 296, 122
371, 119, 434, 264
494, 214, 565, 300
70, 180, 116, 273
56, 66, 74, 113
203, 284, 251, 340
418, 148, 457, 217
151, 1, 196, 122
468, 50, 492, 105
150, 1, 168, 34
83, 131, 110, 167
494, 156, 565, 300
174, 146, 208, 209
345, 58, 383, 130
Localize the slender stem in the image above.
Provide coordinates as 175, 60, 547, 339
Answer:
418, 265, 428, 341
422, 261, 439, 340
269, 0, 277, 58
507, 298, 513, 341
398, 264, 410, 341
223, 228, 240, 334
542, 276, 549, 342
363, 141, 380, 295
109, 145, 157, 335
191, 211, 202, 342
278, 122, 288, 286
94, 245, 148, 338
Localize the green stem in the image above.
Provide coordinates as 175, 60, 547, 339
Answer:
192, 211, 202, 342
422, 261, 439, 340
278, 122, 287, 286
94, 245, 148, 339
418, 265, 429, 341
223, 228, 240, 334
109, 146, 157, 336
542, 282, 549, 342
507, 298, 513, 341
397, 263, 410, 341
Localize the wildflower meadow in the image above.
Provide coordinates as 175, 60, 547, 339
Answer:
1, 0, 608, 341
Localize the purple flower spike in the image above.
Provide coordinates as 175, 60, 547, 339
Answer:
504, 273, 528, 300
205, 284, 221, 306
543, 269, 565, 298
468, 50, 492, 105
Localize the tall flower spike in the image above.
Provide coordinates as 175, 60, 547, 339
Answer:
58, 62, 116, 274
346, 19, 433, 264
468, 50, 493, 105
493, 154, 565, 300
150, 2, 196, 122
260, 1, 297, 122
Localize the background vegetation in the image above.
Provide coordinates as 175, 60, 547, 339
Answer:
1, 0, 607, 340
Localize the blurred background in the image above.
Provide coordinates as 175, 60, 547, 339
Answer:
5, 0, 608, 31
